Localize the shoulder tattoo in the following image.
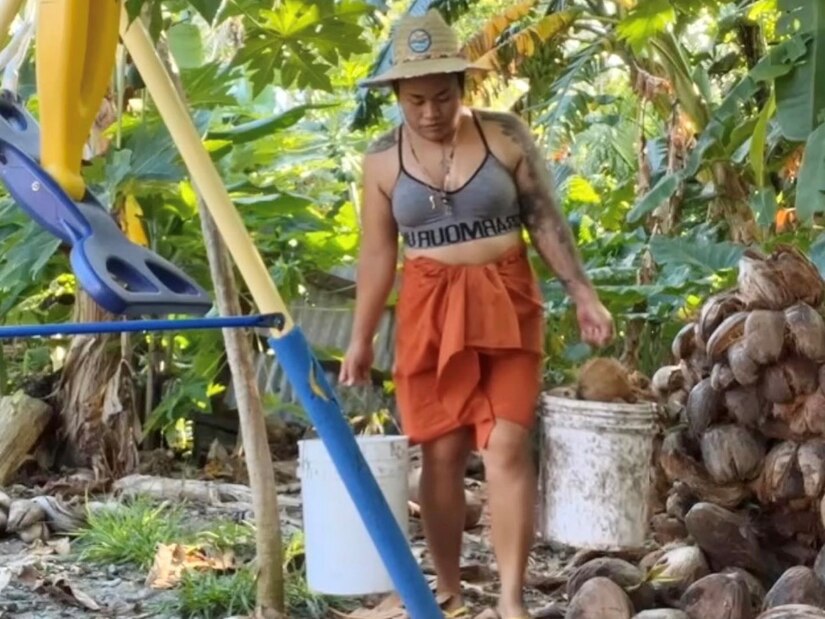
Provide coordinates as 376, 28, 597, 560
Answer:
366, 128, 399, 154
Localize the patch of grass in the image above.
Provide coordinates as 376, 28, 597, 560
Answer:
175, 567, 257, 619
73, 496, 186, 570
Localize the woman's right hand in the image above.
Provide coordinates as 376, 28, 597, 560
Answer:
339, 339, 374, 386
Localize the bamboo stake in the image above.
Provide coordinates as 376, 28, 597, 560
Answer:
118, 9, 293, 336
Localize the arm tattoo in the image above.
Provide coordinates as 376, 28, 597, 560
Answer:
366, 128, 399, 154
477, 110, 591, 297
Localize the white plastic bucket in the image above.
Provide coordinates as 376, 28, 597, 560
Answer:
298, 435, 410, 596
538, 394, 658, 551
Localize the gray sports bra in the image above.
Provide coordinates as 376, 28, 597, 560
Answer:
391, 111, 522, 249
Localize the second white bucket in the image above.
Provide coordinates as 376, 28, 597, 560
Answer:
538, 393, 658, 551
298, 434, 410, 596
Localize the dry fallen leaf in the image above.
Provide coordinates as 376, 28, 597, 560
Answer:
146, 542, 236, 589
31, 536, 71, 556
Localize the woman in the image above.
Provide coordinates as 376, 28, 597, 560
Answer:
339, 10, 614, 619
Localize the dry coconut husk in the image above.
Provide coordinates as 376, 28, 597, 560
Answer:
652, 365, 685, 398
721, 567, 767, 614
728, 340, 761, 386
567, 557, 655, 611
756, 606, 825, 619
698, 292, 745, 346
648, 545, 710, 606
763, 567, 825, 609
565, 576, 634, 619
707, 311, 749, 362
680, 572, 752, 619
784, 303, 825, 363
796, 439, 825, 498
737, 245, 825, 310
723, 385, 762, 428
660, 430, 751, 508
712, 363, 737, 391
576, 357, 638, 403
743, 310, 786, 365
772, 391, 825, 438
684, 502, 769, 576
673, 322, 699, 360
700, 424, 765, 484
755, 442, 805, 505
634, 611, 689, 619
686, 378, 722, 438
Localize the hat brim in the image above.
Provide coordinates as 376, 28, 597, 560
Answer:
358, 57, 490, 88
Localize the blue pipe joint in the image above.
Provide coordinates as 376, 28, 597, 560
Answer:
267, 327, 442, 619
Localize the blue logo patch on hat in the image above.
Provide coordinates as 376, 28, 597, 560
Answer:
408, 29, 432, 54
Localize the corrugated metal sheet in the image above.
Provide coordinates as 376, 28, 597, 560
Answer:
224, 284, 398, 421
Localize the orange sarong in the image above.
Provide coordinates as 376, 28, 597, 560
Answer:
393, 244, 545, 450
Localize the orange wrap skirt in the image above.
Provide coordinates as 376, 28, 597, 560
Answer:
393, 244, 545, 450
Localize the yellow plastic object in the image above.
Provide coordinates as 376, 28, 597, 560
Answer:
36, 0, 120, 200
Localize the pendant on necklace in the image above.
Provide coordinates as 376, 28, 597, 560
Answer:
429, 194, 437, 210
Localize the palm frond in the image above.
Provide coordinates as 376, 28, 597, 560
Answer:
460, 0, 538, 62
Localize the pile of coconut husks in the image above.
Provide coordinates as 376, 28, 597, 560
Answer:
624, 244, 825, 619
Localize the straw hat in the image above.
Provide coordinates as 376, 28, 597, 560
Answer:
359, 10, 487, 88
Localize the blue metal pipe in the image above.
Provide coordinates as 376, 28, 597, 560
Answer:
0, 312, 285, 338
268, 327, 442, 619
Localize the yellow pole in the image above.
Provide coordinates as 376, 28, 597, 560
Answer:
0, 0, 25, 49
118, 10, 293, 334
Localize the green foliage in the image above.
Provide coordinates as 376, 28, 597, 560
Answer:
74, 497, 187, 570
175, 568, 256, 619
231, 0, 375, 94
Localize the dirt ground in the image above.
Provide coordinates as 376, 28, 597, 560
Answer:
0, 460, 580, 619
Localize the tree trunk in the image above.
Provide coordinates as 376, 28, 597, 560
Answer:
56, 292, 140, 480
197, 198, 284, 617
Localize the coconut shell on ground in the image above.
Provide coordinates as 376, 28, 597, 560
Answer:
686, 378, 722, 438
763, 567, 825, 609
785, 303, 825, 363
565, 576, 635, 619
743, 310, 786, 365
698, 293, 745, 346
633, 612, 689, 619
680, 572, 753, 619
567, 557, 655, 611
700, 424, 765, 484
683, 502, 769, 577
756, 606, 825, 619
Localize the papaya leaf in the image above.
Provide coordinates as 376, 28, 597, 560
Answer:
167, 22, 203, 69
207, 103, 339, 143
795, 122, 825, 222
188, 0, 222, 23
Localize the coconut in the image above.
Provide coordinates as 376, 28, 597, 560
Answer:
666, 482, 696, 520
755, 442, 804, 505
684, 503, 765, 576
785, 303, 825, 363
666, 390, 688, 422
633, 612, 689, 619
712, 363, 737, 391
648, 544, 710, 606
700, 425, 765, 484
796, 391, 825, 436
724, 385, 762, 428
728, 341, 761, 386
686, 378, 722, 438
707, 312, 749, 362
743, 309, 786, 365
763, 567, 825, 609
680, 572, 752, 619
565, 576, 635, 619
738, 248, 796, 310
653, 365, 686, 398
660, 429, 751, 508
763, 365, 795, 404
6, 499, 46, 532
673, 323, 698, 361
796, 439, 825, 498
721, 568, 766, 614
698, 292, 745, 345
772, 245, 825, 308
568, 557, 655, 611
756, 606, 825, 619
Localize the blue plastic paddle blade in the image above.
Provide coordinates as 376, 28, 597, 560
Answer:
0, 111, 214, 316
0, 90, 41, 163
